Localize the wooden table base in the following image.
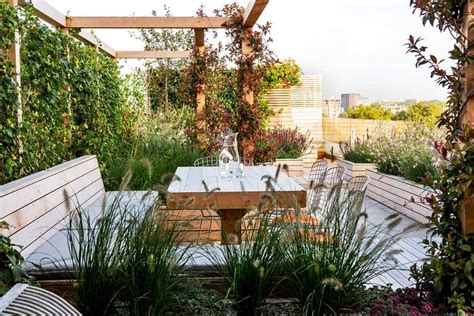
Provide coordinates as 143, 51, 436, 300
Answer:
217, 209, 247, 244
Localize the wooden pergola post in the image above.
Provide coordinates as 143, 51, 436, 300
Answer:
240, 0, 268, 157
461, 1, 474, 235
241, 29, 254, 157
464, 1, 474, 129
7, 0, 23, 167
195, 29, 206, 143
241, 29, 254, 106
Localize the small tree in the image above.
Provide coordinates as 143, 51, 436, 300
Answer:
133, 6, 194, 111
347, 104, 392, 120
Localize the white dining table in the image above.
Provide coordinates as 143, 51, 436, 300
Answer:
167, 166, 306, 244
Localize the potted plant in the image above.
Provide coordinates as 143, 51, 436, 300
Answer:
364, 129, 440, 224
337, 140, 376, 182
267, 127, 311, 177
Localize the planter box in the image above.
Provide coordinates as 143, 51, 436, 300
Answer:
366, 169, 434, 224
337, 159, 376, 182
275, 158, 304, 177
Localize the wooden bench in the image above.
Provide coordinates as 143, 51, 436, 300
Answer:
0, 155, 106, 258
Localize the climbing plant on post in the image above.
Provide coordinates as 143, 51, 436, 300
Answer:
0, 2, 21, 183
407, 0, 474, 312
215, 3, 275, 158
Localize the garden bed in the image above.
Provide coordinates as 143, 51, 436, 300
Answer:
366, 169, 434, 224
337, 158, 376, 182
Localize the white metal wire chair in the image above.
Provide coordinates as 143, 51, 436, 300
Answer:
193, 156, 254, 167
308, 159, 328, 185
346, 175, 369, 191
305, 160, 328, 213
320, 185, 365, 221
311, 166, 345, 214
0, 284, 81, 315
323, 166, 345, 187
193, 156, 219, 167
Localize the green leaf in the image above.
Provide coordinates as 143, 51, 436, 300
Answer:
460, 245, 472, 252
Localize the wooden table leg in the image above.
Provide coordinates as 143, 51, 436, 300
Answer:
217, 209, 247, 245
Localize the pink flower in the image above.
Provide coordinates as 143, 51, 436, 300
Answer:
409, 306, 421, 316
421, 303, 433, 313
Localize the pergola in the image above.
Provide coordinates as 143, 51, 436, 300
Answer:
4, 0, 269, 142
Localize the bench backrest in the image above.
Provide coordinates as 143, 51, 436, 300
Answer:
0, 155, 105, 257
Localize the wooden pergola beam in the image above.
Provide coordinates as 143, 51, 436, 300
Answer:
18, 0, 65, 27
115, 50, 191, 59
76, 30, 116, 58
243, 0, 269, 28
66, 16, 231, 29
16, 0, 116, 58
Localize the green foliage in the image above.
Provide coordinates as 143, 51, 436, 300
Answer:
207, 212, 286, 314
183, 4, 276, 157
339, 127, 442, 184
392, 110, 409, 121
347, 104, 392, 120
407, 0, 474, 312
122, 71, 146, 109
1, 5, 125, 185
262, 58, 301, 89
134, 6, 193, 111
255, 126, 311, 162
282, 200, 411, 314
68, 194, 189, 315
370, 127, 441, 183
0, 222, 29, 296
162, 282, 233, 315
339, 140, 375, 163
0, 3, 20, 183
399, 145, 440, 183
106, 108, 204, 191
405, 101, 444, 127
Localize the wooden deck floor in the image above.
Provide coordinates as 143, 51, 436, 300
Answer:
364, 197, 431, 289
26, 192, 432, 290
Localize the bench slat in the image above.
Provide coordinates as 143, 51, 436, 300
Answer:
0, 156, 105, 258
3, 171, 103, 237
1, 157, 100, 216
14, 179, 105, 257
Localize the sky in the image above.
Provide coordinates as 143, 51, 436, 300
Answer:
47, 0, 454, 101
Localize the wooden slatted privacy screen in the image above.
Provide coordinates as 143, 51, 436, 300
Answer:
322, 117, 411, 143
0, 155, 105, 257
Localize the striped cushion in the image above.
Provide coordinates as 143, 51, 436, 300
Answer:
0, 284, 80, 315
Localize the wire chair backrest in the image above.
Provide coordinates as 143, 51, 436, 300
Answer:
347, 176, 368, 191
194, 156, 253, 167
193, 156, 219, 167
306, 184, 325, 214
308, 160, 328, 186
318, 183, 344, 220
0, 284, 81, 315
323, 167, 345, 187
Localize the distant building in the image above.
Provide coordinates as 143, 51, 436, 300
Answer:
341, 93, 360, 111
357, 96, 373, 106
291, 75, 322, 107
379, 101, 409, 113
322, 98, 342, 118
